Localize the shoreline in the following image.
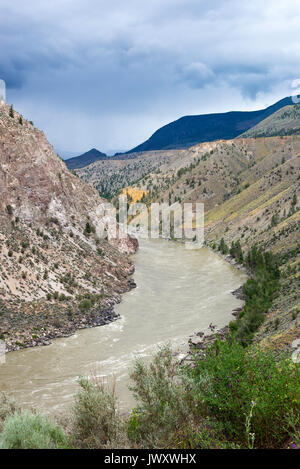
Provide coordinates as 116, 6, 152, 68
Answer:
184, 247, 248, 360
4, 277, 137, 354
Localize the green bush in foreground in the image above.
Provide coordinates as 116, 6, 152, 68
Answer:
189, 339, 300, 448
0, 343, 299, 449
128, 347, 227, 449
0, 411, 70, 449
128, 347, 196, 447
128, 343, 300, 448
72, 377, 125, 449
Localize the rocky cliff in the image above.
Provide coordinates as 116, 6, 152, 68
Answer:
0, 102, 137, 351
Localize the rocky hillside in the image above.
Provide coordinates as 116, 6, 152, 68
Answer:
240, 103, 300, 138
76, 149, 183, 199
0, 102, 137, 352
107, 137, 299, 212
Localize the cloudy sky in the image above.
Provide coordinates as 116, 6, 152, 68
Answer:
1, 0, 300, 156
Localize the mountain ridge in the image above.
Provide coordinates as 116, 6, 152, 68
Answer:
66, 148, 108, 170
126, 96, 296, 153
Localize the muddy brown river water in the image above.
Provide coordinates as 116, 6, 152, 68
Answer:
0, 238, 247, 414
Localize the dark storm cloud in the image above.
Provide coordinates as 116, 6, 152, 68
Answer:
0, 0, 299, 152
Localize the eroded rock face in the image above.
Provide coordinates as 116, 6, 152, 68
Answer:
0, 102, 138, 351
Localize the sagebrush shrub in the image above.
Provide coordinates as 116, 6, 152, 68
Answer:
128, 346, 200, 448
72, 377, 124, 449
0, 411, 69, 449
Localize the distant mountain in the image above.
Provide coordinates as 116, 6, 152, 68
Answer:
239, 103, 300, 138
56, 150, 79, 159
127, 97, 295, 153
65, 148, 107, 170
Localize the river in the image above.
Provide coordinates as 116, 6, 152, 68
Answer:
0, 238, 247, 415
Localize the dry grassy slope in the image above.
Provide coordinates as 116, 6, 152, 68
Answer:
132, 136, 298, 210
240, 104, 300, 138
0, 102, 137, 351
79, 136, 299, 250
202, 141, 300, 354
204, 140, 299, 242
76, 150, 184, 198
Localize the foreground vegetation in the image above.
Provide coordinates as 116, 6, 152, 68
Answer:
0, 239, 299, 450
0, 341, 299, 450
0, 340, 299, 449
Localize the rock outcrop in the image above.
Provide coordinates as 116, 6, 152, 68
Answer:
0, 102, 138, 351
